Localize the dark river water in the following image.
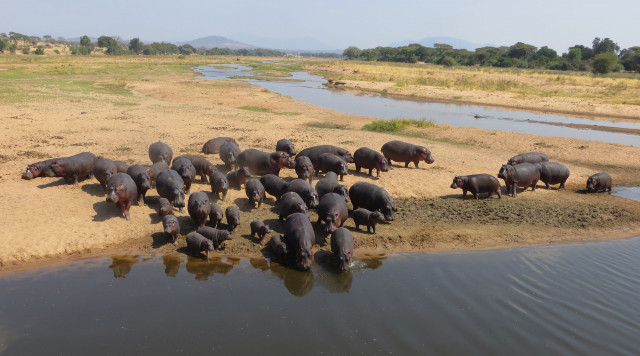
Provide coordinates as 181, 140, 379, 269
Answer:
194, 64, 640, 147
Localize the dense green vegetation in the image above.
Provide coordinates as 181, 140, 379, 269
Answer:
344, 38, 640, 74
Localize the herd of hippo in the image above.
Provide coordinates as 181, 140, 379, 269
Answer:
22, 137, 612, 271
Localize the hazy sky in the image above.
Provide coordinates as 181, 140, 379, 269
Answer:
3, 0, 639, 52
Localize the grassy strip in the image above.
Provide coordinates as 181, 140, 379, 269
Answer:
362, 118, 437, 132
307, 122, 348, 130
236, 106, 301, 116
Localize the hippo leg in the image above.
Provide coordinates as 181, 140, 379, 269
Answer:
372, 224, 376, 234
340, 174, 344, 181
368, 168, 373, 176
404, 162, 410, 168
73, 175, 79, 186
414, 160, 420, 168
462, 189, 468, 199
202, 174, 208, 184
376, 168, 380, 177
531, 180, 538, 191
473, 192, 479, 200
123, 202, 132, 220
367, 225, 371, 233
355, 164, 361, 172
355, 223, 360, 231
559, 181, 566, 190
384, 156, 392, 167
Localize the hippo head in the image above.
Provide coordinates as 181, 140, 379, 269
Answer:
139, 174, 152, 191
22, 165, 38, 180
450, 176, 464, 189
338, 161, 348, 176
498, 165, 513, 181
275, 151, 291, 168
297, 201, 309, 215
416, 146, 435, 164
305, 191, 319, 209
275, 237, 288, 255
324, 212, 342, 233
221, 230, 233, 241
336, 249, 352, 272
209, 206, 223, 221
286, 157, 296, 169
249, 190, 261, 204
381, 202, 396, 221
173, 189, 185, 208
205, 164, 216, 176
162, 152, 173, 165
106, 183, 125, 204
371, 211, 386, 224
343, 151, 355, 164
295, 245, 313, 271
379, 156, 390, 172
202, 239, 215, 255
262, 224, 271, 235
238, 167, 250, 178
586, 176, 598, 192
163, 219, 177, 234
335, 185, 349, 201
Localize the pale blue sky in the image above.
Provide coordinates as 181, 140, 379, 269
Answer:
2, 0, 638, 52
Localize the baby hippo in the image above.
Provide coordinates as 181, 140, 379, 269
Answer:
227, 167, 250, 189
352, 208, 386, 234
210, 171, 229, 201
186, 232, 215, 258
331, 227, 354, 272
295, 156, 314, 184
162, 215, 180, 245
197, 226, 232, 250
354, 147, 389, 177
225, 206, 240, 231
276, 138, 296, 157
450, 174, 501, 200
157, 197, 173, 217
105, 173, 138, 221
93, 158, 117, 193
209, 202, 223, 228
250, 220, 271, 241
269, 234, 288, 261
187, 191, 211, 229
245, 179, 266, 208
586, 172, 612, 193
317, 153, 348, 181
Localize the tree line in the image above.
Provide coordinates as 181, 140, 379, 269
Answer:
0, 32, 340, 58
343, 38, 640, 74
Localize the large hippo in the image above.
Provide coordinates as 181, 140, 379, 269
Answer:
450, 174, 502, 200
171, 157, 196, 195
295, 156, 314, 184
354, 147, 389, 177
197, 226, 232, 250
156, 169, 186, 213
219, 141, 241, 170
186, 232, 215, 258
209, 171, 229, 201
51, 152, 99, 186
22, 157, 60, 180
162, 215, 180, 245
316, 193, 349, 233
331, 227, 354, 272
586, 172, 612, 193
93, 158, 117, 193
105, 173, 138, 221
352, 208, 386, 234
276, 138, 296, 157
348, 182, 396, 221
498, 163, 540, 197
278, 192, 309, 221
297, 145, 354, 167
508, 152, 549, 165
174, 154, 216, 184
126, 164, 152, 205
381, 140, 434, 168
227, 167, 250, 189
148, 141, 173, 165
259, 174, 290, 201
188, 191, 211, 229
236, 149, 294, 176
245, 179, 266, 208
535, 162, 570, 190
315, 172, 348, 201
287, 179, 319, 209
283, 212, 316, 271
316, 153, 349, 181
202, 137, 237, 155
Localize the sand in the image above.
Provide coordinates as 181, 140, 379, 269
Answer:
1, 57, 640, 273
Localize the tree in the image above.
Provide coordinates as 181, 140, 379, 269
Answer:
592, 52, 619, 74
98, 36, 121, 54
178, 44, 196, 55
592, 37, 619, 55
34, 46, 45, 55
0, 38, 7, 53
343, 46, 361, 60
129, 37, 143, 54
620, 46, 640, 72
80, 35, 92, 47
507, 42, 537, 60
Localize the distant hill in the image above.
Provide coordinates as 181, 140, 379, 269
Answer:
389, 37, 494, 51
178, 36, 255, 50
229, 34, 337, 51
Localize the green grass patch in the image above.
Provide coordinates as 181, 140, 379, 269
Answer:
362, 118, 438, 132
237, 106, 301, 115
308, 122, 348, 130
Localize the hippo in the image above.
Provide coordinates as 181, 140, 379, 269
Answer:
162, 215, 180, 244
315, 172, 348, 201
174, 154, 216, 184
207, 171, 228, 201
381, 140, 434, 168
186, 232, 215, 258
156, 169, 186, 213
225, 206, 240, 232
279, 191, 309, 221
331, 227, 354, 271
188, 191, 211, 229
259, 174, 290, 201
276, 138, 296, 156
197, 226, 232, 250
352, 208, 386, 234
93, 158, 117, 193
245, 179, 266, 208
146, 161, 169, 185
297, 145, 354, 167
105, 173, 138, 220
287, 179, 319, 209
126, 164, 152, 205
354, 147, 389, 177
349, 182, 396, 221
508, 152, 549, 165
157, 197, 173, 217
283, 212, 315, 271
22, 157, 60, 180
316, 193, 349, 233
113, 161, 129, 173
236, 149, 294, 176
227, 167, 250, 189
450, 174, 502, 200
202, 137, 237, 155
586, 172, 612, 193
295, 156, 314, 184
171, 157, 196, 195
535, 162, 570, 190
208, 202, 223, 228
269, 234, 288, 261
50, 152, 99, 185
498, 163, 540, 197
250, 220, 271, 241
316, 153, 348, 181
219, 141, 241, 170
148, 141, 173, 165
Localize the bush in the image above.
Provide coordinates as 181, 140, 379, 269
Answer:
34, 46, 44, 55
592, 52, 619, 74
362, 118, 437, 132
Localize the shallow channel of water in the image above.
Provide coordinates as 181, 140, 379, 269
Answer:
1, 237, 640, 355
194, 64, 640, 147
